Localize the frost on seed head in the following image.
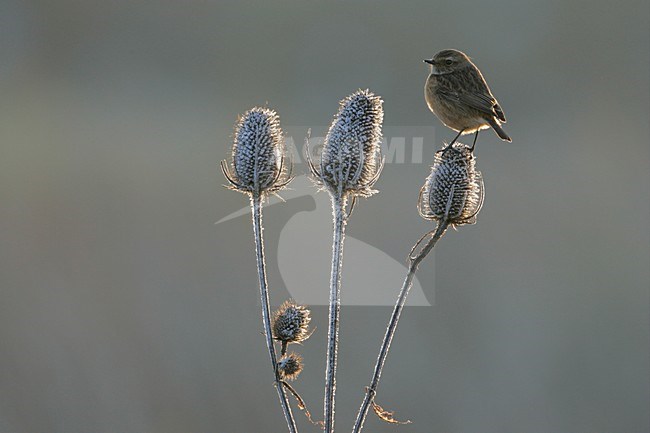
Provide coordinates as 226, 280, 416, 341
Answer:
221, 107, 291, 197
309, 90, 384, 198
277, 352, 303, 381
418, 143, 484, 226
272, 300, 312, 344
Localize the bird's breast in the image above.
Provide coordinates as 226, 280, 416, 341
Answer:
424, 74, 440, 111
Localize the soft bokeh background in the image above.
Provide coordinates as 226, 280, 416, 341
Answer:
1, 1, 648, 432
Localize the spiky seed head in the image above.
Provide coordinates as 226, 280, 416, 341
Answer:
272, 300, 312, 344
418, 143, 484, 226
277, 352, 303, 381
221, 107, 291, 197
313, 89, 384, 197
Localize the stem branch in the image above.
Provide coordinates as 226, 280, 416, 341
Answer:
252, 194, 299, 433
324, 194, 347, 433
351, 220, 449, 433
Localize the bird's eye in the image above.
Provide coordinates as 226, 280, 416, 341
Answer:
445, 59, 453, 66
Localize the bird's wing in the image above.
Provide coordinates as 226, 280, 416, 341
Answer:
458, 92, 506, 122
493, 102, 507, 123
461, 66, 507, 122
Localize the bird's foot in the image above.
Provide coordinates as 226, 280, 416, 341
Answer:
436, 143, 463, 155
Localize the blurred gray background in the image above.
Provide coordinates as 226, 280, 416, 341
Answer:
1, 1, 648, 432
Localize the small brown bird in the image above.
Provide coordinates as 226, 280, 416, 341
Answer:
424, 49, 511, 152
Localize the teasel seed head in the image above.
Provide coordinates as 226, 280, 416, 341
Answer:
418, 143, 484, 226
277, 352, 303, 381
221, 107, 291, 197
272, 300, 312, 345
308, 89, 384, 198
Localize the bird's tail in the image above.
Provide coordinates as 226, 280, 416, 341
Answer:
487, 117, 512, 142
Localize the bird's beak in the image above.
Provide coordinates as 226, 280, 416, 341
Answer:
423, 59, 434, 65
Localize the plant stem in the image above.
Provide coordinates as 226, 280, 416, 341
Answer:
324, 193, 347, 433
351, 220, 449, 433
251, 194, 299, 433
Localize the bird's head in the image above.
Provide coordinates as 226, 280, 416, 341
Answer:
424, 49, 471, 75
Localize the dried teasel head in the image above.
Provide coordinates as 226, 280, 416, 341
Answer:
277, 352, 303, 381
418, 143, 484, 226
272, 300, 312, 345
221, 107, 291, 197
308, 90, 384, 198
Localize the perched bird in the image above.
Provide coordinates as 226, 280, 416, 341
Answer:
424, 49, 511, 152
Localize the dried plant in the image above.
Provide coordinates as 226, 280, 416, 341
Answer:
221, 107, 298, 433
272, 300, 313, 356
221, 107, 291, 197
278, 353, 304, 381
352, 143, 484, 433
308, 89, 384, 433
310, 90, 384, 199
418, 143, 484, 226
222, 98, 492, 433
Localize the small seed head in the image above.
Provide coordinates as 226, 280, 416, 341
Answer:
418, 143, 484, 226
311, 90, 384, 197
221, 107, 291, 197
277, 352, 303, 381
272, 300, 312, 344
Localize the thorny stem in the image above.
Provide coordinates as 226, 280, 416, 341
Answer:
351, 220, 449, 433
324, 193, 348, 433
251, 194, 299, 433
